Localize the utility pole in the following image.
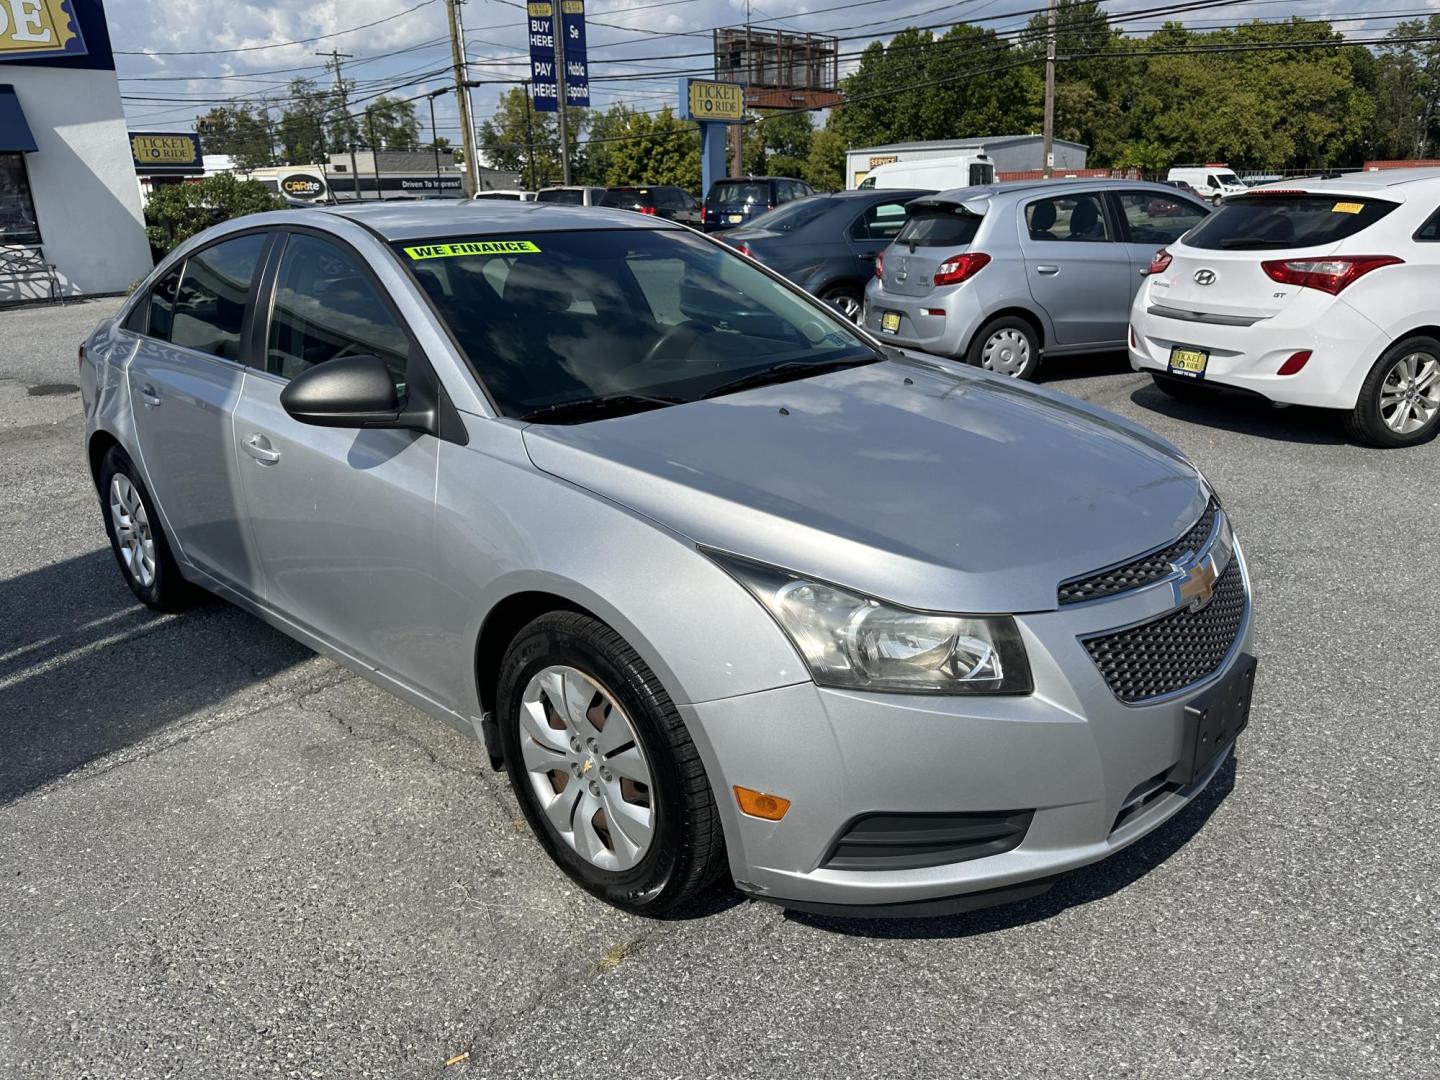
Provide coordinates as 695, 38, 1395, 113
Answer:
733, 1, 750, 177
366, 108, 382, 198
427, 90, 445, 191
445, 0, 480, 196
1041, 0, 1057, 180
522, 80, 538, 190
318, 49, 361, 199
554, 0, 572, 184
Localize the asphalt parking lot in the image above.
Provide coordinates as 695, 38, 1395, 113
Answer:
3, 296, 1437, 1080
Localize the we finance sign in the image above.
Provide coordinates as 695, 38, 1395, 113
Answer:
0, 0, 88, 61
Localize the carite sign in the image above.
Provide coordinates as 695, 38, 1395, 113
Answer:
680, 79, 743, 123
130, 132, 203, 174
279, 173, 325, 199
527, 0, 557, 113
0, 0, 88, 61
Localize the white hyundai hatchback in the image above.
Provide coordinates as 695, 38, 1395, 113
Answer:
1129, 169, 1440, 447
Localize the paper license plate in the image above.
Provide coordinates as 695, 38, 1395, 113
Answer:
1168, 346, 1209, 378
881, 311, 902, 334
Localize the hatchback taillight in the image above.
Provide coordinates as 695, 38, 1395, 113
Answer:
639, 205, 657, 215
874, 251, 884, 279
933, 252, 990, 287
1147, 249, 1173, 275
1261, 255, 1402, 295
700, 206, 708, 223
736, 243, 751, 258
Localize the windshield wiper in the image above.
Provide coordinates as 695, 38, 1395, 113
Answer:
518, 393, 685, 424
699, 356, 878, 400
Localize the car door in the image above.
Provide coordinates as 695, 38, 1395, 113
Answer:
125, 231, 271, 594
1019, 191, 1132, 346
1110, 190, 1209, 297
230, 229, 451, 701
846, 197, 911, 280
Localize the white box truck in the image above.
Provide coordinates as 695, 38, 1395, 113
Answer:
846, 143, 994, 190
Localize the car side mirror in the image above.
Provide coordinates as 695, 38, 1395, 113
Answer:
280, 354, 403, 428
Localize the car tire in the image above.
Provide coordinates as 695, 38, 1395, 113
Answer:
968, 316, 1041, 380
819, 284, 863, 324
1343, 336, 1440, 448
98, 445, 195, 611
496, 611, 727, 915
1150, 372, 1215, 403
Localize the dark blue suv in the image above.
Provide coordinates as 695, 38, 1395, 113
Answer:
702, 176, 813, 233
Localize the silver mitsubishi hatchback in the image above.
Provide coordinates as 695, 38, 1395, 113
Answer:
80, 203, 1255, 918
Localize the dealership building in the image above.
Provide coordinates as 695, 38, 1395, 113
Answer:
1, 0, 151, 302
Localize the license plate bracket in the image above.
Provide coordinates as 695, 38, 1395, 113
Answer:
1170, 654, 1256, 786
881, 311, 901, 334
1168, 345, 1209, 379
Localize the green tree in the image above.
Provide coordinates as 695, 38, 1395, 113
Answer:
277, 78, 337, 163
143, 174, 282, 254
477, 87, 584, 188
1366, 16, 1440, 159
361, 96, 422, 149
743, 109, 813, 178
804, 123, 846, 190
195, 104, 274, 170
605, 107, 701, 190
1021, 0, 1133, 165
578, 103, 635, 185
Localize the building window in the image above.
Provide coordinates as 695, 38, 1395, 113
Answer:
0, 153, 41, 246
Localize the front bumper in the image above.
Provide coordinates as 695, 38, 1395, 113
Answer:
680, 545, 1254, 912
1129, 287, 1391, 410
862, 276, 985, 359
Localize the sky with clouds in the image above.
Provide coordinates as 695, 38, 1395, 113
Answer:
108, 0, 1440, 156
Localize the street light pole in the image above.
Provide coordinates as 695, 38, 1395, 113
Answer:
1042, 0, 1057, 180
555, 0, 571, 185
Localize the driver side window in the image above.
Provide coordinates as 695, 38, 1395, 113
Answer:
266, 234, 409, 384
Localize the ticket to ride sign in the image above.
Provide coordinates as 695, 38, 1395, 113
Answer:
0, 0, 88, 60
678, 79, 744, 124
129, 132, 204, 174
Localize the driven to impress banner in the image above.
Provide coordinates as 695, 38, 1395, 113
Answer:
560, 0, 588, 108
527, 0, 557, 113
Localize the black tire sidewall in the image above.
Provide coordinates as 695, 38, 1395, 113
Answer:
1349, 336, 1440, 448
496, 613, 691, 913
968, 316, 1041, 379
98, 446, 183, 609
819, 284, 862, 321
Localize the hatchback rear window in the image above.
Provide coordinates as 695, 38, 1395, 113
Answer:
600, 189, 652, 208
895, 204, 982, 247
746, 196, 833, 232
1183, 194, 1398, 250
537, 189, 585, 205
709, 182, 768, 205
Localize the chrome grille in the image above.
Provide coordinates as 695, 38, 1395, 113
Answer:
1083, 558, 1246, 703
1058, 500, 1219, 605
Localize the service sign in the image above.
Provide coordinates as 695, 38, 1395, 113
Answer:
130, 132, 204, 174
559, 0, 588, 108
679, 79, 744, 124
527, 0, 558, 114
0, 0, 88, 61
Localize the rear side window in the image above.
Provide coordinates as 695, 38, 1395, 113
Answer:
850, 201, 911, 242
1184, 195, 1398, 250
896, 204, 982, 247
749, 196, 832, 233
601, 189, 651, 209
709, 181, 768, 205
168, 233, 267, 361
1026, 194, 1110, 242
1116, 192, 1208, 245
1416, 207, 1440, 241
266, 234, 409, 385
143, 263, 184, 339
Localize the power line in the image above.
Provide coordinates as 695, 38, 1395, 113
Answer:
115, 0, 442, 56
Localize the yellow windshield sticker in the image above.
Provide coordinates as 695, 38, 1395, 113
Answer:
1331, 202, 1364, 214
403, 240, 542, 259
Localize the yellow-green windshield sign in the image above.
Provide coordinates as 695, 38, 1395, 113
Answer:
403, 240, 542, 260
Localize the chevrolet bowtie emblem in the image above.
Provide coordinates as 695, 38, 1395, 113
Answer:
1177, 558, 1219, 611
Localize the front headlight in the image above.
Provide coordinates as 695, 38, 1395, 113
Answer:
709, 552, 1032, 695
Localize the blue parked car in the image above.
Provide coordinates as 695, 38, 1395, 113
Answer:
720, 189, 933, 322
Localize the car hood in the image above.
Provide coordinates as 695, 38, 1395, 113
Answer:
521, 358, 1208, 613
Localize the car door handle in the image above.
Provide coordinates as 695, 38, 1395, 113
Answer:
242, 434, 281, 466
138, 382, 162, 406
1035, 265, 1061, 275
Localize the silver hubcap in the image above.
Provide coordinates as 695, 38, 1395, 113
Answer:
518, 665, 655, 872
828, 293, 861, 322
981, 328, 1032, 376
1379, 351, 1440, 434
108, 474, 156, 588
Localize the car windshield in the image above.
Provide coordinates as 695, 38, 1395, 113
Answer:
600, 189, 650, 208
895, 204, 982, 247
744, 196, 834, 232
537, 189, 584, 205
397, 229, 877, 420
709, 182, 768, 205
1183, 194, 1398, 250
1217, 172, 1241, 185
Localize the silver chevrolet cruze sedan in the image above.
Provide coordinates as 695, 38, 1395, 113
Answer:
80, 203, 1255, 918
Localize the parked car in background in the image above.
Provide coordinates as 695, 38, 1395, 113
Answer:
536, 186, 607, 206
600, 185, 702, 226
856, 155, 995, 192
701, 176, 813, 232
1162, 179, 1202, 198
864, 179, 1210, 379
1130, 169, 1440, 447
474, 190, 536, 202
83, 201, 1254, 918
723, 189, 933, 321
1167, 166, 1247, 204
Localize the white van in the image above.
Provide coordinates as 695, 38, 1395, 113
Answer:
1166, 166, 1247, 204
857, 154, 995, 191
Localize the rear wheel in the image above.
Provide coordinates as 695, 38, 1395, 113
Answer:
1150, 372, 1216, 403
98, 445, 194, 610
496, 611, 727, 915
967, 316, 1041, 380
819, 284, 863, 324
1344, 336, 1440, 448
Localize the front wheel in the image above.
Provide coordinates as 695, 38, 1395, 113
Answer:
1344, 336, 1440, 448
967, 316, 1041, 379
496, 611, 727, 915
819, 284, 863, 324
98, 445, 195, 610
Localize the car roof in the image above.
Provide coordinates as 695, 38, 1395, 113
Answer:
283, 201, 679, 241
1247, 168, 1440, 200
921, 178, 1194, 204
821, 188, 934, 200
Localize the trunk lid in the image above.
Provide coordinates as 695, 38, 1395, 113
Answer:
880, 198, 985, 298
